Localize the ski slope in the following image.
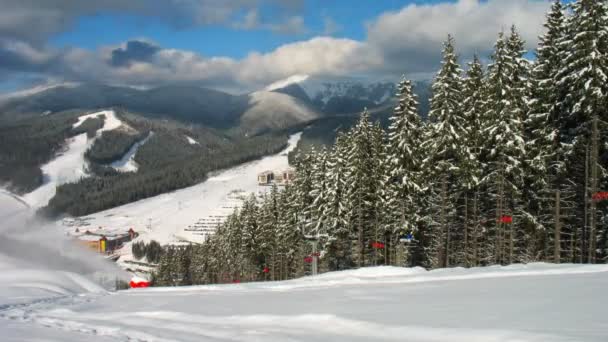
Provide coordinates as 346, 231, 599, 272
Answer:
109, 131, 155, 172
1, 263, 607, 342
22, 110, 126, 208
60, 133, 302, 246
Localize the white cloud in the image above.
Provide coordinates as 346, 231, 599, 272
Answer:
366, 0, 549, 73
1, 0, 553, 94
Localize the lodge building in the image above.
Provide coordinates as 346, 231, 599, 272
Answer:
257, 169, 295, 186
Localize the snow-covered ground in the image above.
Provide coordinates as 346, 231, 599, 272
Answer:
0, 190, 29, 218
22, 110, 126, 208
185, 135, 199, 145
60, 133, 302, 246
1, 263, 607, 342
109, 131, 154, 172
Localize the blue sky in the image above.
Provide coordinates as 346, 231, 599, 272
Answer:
0, 0, 555, 94
50, 0, 419, 59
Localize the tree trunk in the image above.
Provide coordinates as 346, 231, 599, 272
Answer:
472, 191, 479, 266
496, 168, 505, 265
554, 189, 561, 263
464, 193, 469, 267
589, 116, 599, 264
440, 173, 449, 268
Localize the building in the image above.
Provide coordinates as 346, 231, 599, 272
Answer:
74, 228, 138, 254
276, 169, 296, 185
257, 169, 295, 186
257, 170, 274, 185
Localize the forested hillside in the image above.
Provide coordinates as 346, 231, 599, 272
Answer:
0, 110, 89, 193
42, 110, 289, 216
154, 0, 608, 286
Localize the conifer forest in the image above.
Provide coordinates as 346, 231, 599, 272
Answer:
154, 0, 608, 286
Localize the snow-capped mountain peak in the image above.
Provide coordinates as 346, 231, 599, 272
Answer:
265, 75, 397, 114
265, 74, 310, 91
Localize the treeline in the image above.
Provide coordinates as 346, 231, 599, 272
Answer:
155, 0, 608, 285
71, 115, 105, 138
85, 129, 147, 164
132, 240, 163, 263
0, 110, 84, 193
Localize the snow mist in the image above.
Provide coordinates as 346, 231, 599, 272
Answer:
0, 208, 130, 290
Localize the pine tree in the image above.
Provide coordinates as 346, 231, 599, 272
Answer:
310, 147, 331, 235
258, 186, 281, 279
323, 133, 354, 270
556, 0, 608, 263
344, 109, 381, 267
386, 77, 426, 266
461, 55, 487, 266
276, 184, 303, 279
425, 35, 468, 268
526, 0, 572, 263
484, 31, 527, 264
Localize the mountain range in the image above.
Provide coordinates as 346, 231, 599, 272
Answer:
0, 76, 431, 135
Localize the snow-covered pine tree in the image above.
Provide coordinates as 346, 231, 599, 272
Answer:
223, 209, 246, 281
275, 184, 304, 279
323, 133, 354, 270
370, 121, 390, 266
240, 194, 263, 278
506, 25, 531, 124
556, 0, 608, 263
484, 31, 527, 265
310, 146, 330, 235
505, 25, 539, 263
257, 185, 281, 280
292, 150, 316, 233
386, 77, 427, 267
461, 55, 486, 266
424, 35, 468, 268
344, 109, 382, 267
526, 0, 573, 263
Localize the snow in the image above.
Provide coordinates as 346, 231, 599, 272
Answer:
265, 74, 310, 91
109, 131, 154, 172
1, 263, 607, 341
22, 110, 126, 207
185, 135, 199, 145
0, 190, 29, 218
242, 92, 319, 129
59, 133, 302, 245
0, 82, 80, 105
264, 74, 395, 106
72, 110, 123, 132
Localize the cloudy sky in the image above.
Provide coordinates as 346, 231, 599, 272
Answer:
0, 0, 558, 94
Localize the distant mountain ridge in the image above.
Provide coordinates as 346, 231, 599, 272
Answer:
0, 84, 320, 136
267, 75, 398, 115
0, 77, 432, 133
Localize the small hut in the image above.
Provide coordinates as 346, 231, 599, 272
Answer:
257, 171, 274, 185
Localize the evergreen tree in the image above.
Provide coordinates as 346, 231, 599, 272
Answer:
386, 77, 426, 266
323, 133, 354, 270
461, 55, 487, 266
527, 0, 572, 263
556, 0, 608, 263
344, 109, 382, 267
484, 31, 527, 264
425, 35, 468, 268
